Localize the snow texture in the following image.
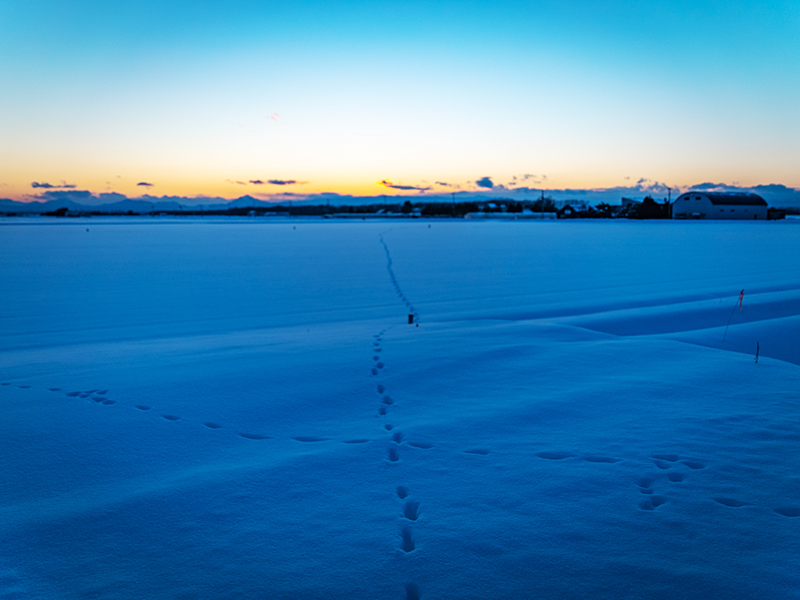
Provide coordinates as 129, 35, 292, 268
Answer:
1, 218, 799, 599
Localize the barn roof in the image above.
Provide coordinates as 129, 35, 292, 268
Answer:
693, 192, 767, 206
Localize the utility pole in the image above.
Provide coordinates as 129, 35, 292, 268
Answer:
541, 190, 545, 219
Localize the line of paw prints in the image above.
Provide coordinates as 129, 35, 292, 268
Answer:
0, 382, 363, 445
466, 446, 800, 518
370, 331, 422, 599
635, 453, 799, 516
4, 381, 796, 522
379, 234, 418, 323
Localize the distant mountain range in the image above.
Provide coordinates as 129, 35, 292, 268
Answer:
0, 195, 294, 214
3, 183, 799, 213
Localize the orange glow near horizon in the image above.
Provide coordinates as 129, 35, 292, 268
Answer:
4, 162, 799, 204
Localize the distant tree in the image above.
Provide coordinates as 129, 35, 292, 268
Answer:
634, 196, 669, 219
595, 203, 613, 217
401, 200, 413, 214
43, 207, 69, 217
531, 197, 556, 212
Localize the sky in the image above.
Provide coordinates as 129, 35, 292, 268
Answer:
1, 0, 799, 203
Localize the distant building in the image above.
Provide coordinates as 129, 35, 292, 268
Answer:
672, 192, 767, 220
621, 197, 641, 209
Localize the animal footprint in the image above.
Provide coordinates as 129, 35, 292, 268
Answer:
392, 431, 404, 443
637, 477, 654, 494
405, 582, 421, 600
381, 396, 394, 405
408, 442, 433, 449
388, 446, 400, 462
653, 460, 672, 469
681, 460, 705, 469
774, 507, 800, 517
536, 451, 572, 460
135, 405, 151, 411
377, 384, 385, 394
292, 436, 328, 443
161, 414, 180, 421
639, 495, 667, 511
239, 433, 270, 440
464, 448, 490, 455
343, 438, 369, 444
403, 501, 420, 521
378, 406, 387, 415
396, 486, 409, 499
713, 498, 751, 507
668, 472, 685, 482
584, 455, 621, 463
400, 526, 415, 552
204, 422, 222, 429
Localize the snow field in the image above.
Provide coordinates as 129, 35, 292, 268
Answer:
1, 218, 799, 599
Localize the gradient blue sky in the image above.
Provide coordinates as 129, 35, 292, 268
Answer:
2, 0, 798, 201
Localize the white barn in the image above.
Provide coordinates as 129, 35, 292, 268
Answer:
672, 192, 767, 220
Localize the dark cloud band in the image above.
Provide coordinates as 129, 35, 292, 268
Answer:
31, 181, 76, 189
379, 180, 431, 192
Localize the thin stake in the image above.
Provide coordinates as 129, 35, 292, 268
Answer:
722, 290, 743, 341
755, 342, 759, 363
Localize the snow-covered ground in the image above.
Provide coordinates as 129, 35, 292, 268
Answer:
1, 218, 799, 599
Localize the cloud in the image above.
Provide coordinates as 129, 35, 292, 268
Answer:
435, 181, 461, 189
475, 177, 494, 189
136, 182, 154, 187
378, 180, 431, 192
247, 179, 307, 186
35, 190, 94, 203
31, 181, 76, 189
508, 174, 547, 188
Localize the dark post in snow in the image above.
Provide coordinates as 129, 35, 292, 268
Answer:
408, 314, 414, 324
541, 189, 545, 219
722, 290, 744, 342
755, 342, 759, 363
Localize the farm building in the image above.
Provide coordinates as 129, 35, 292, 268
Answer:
672, 192, 768, 220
